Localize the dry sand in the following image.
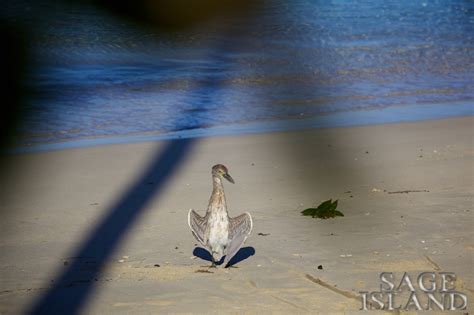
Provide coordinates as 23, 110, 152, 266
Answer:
0, 117, 472, 314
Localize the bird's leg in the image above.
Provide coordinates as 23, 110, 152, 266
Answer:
224, 261, 239, 268
208, 257, 217, 269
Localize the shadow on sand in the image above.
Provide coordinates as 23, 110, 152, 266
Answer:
28, 139, 195, 314
193, 246, 256, 267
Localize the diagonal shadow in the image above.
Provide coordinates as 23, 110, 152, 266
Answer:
27, 12, 260, 313
28, 139, 194, 314
20, 2, 260, 314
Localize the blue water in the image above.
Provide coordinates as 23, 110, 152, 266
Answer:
3, 0, 474, 150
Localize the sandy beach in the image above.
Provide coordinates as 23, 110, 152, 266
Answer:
0, 117, 472, 314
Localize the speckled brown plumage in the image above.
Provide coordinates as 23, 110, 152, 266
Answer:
188, 164, 253, 267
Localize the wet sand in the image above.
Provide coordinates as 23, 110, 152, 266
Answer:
0, 117, 472, 314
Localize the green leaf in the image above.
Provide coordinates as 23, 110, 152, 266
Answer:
301, 199, 344, 219
318, 199, 333, 210
301, 208, 317, 216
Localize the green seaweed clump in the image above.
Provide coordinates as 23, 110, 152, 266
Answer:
301, 199, 344, 219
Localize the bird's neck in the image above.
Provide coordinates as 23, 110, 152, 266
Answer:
212, 175, 224, 190
208, 175, 227, 214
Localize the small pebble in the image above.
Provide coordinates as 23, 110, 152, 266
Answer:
317, 265, 323, 270
118, 259, 125, 263
154, 264, 160, 267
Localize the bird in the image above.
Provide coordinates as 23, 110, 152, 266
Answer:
188, 164, 253, 267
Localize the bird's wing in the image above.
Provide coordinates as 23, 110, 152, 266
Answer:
188, 209, 207, 246
224, 212, 253, 265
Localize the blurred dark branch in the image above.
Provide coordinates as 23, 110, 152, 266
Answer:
95, 0, 259, 31
0, 21, 30, 152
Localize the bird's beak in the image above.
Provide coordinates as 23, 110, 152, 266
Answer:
223, 173, 235, 184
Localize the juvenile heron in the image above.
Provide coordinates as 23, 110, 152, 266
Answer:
188, 164, 253, 267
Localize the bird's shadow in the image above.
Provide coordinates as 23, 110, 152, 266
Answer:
193, 246, 255, 267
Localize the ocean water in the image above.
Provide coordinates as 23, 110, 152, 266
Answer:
3, 0, 474, 150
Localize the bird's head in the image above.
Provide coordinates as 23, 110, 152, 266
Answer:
212, 164, 234, 184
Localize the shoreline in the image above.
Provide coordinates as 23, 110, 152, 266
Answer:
0, 116, 472, 314
11, 101, 473, 154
